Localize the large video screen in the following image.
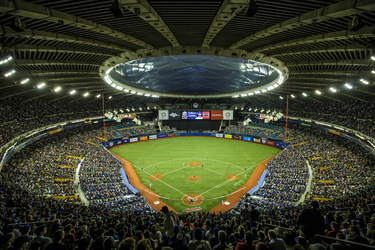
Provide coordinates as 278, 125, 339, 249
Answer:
182, 111, 210, 120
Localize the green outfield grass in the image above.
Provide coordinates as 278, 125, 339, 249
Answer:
109, 137, 281, 213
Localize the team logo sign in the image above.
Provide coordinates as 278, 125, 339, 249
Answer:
158, 110, 169, 120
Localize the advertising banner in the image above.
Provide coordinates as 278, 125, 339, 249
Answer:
123, 139, 129, 143
174, 133, 181, 137
266, 141, 275, 146
130, 137, 138, 142
225, 134, 232, 139
329, 129, 340, 135
149, 135, 157, 139
261, 139, 267, 144
168, 134, 174, 137
158, 134, 167, 138
243, 136, 252, 141
233, 135, 241, 139
140, 136, 148, 141
117, 140, 122, 145
50, 129, 61, 134
215, 133, 224, 138
211, 110, 223, 120
158, 110, 169, 120
254, 138, 260, 143
181, 111, 207, 120
202, 111, 210, 119
223, 110, 233, 120
169, 111, 181, 120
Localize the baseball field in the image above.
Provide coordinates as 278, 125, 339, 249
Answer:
109, 136, 281, 213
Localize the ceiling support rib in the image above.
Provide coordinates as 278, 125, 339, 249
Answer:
229, 0, 375, 49
0, 0, 153, 49
118, 0, 179, 47
286, 59, 375, 67
201, 0, 248, 48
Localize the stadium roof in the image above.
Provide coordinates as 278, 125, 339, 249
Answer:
0, 0, 375, 106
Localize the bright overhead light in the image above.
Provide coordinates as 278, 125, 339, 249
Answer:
151, 95, 158, 98
372, 56, 375, 60
330, 87, 337, 92
4, 69, 15, 77
372, 70, 375, 74
144, 93, 151, 97
123, 89, 130, 92
261, 89, 267, 93
255, 91, 261, 94
360, 79, 369, 84
115, 86, 123, 90
20, 78, 29, 84
345, 83, 353, 89
96, 94, 100, 98
241, 94, 247, 97
70, 90, 76, 94
37, 83, 45, 88
137, 92, 143, 95
302, 93, 307, 97
291, 95, 295, 98
131, 90, 136, 94
248, 92, 254, 96
108, 96, 112, 99
83, 92, 89, 97
233, 95, 239, 98
0, 56, 13, 65
54, 86, 61, 92
315, 90, 321, 95
279, 96, 283, 99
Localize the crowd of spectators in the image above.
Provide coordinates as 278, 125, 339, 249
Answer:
79, 146, 133, 205
0, 100, 149, 147
252, 146, 309, 206
224, 125, 284, 139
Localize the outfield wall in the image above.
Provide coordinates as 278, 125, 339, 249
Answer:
104, 132, 288, 149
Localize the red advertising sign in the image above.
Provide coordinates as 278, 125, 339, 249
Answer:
202, 111, 210, 119
267, 141, 274, 146
211, 111, 223, 120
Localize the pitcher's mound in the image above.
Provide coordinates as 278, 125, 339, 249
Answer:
187, 176, 200, 181
188, 161, 201, 166
148, 173, 162, 181
225, 174, 239, 182
182, 194, 204, 206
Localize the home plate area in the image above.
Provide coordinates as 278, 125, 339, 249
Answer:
182, 194, 203, 206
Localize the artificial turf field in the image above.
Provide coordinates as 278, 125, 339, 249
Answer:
109, 137, 281, 213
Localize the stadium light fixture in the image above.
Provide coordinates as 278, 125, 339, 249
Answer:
96, 94, 100, 98
69, 90, 76, 95
315, 90, 322, 95
255, 91, 261, 94
151, 95, 159, 98
233, 95, 239, 98
372, 56, 375, 60
372, 70, 375, 74
83, 92, 89, 97
4, 69, 15, 77
291, 95, 295, 98
123, 89, 130, 92
20, 78, 29, 84
144, 93, 151, 97
248, 92, 254, 96
302, 93, 307, 97
345, 83, 353, 89
131, 90, 136, 94
330, 87, 337, 92
108, 96, 112, 99
137, 92, 143, 95
360, 79, 369, 84
115, 86, 123, 90
241, 94, 247, 97
279, 96, 283, 99
37, 83, 45, 88
261, 89, 267, 93
54, 86, 61, 92
0, 56, 13, 65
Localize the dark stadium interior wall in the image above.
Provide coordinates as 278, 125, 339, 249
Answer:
163, 120, 221, 131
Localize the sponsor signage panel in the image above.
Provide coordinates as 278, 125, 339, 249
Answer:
182, 111, 207, 120
223, 110, 233, 120
254, 138, 260, 143
158, 134, 167, 138
169, 111, 181, 120
267, 141, 274, 146
158, 110, 169, 120
261, 139, 267, 144
130, 137, 138, 142
140, 136, 148, 141
225, 134, 232, 139
123, 139, 129, 143
202, 111, 210, 119
243, 136, 252, 141
211, 110, 223, 120
215, 133, 223, 138
149, 135, 157, 139
233, 135, 241, 139
117, 140, 122, 145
